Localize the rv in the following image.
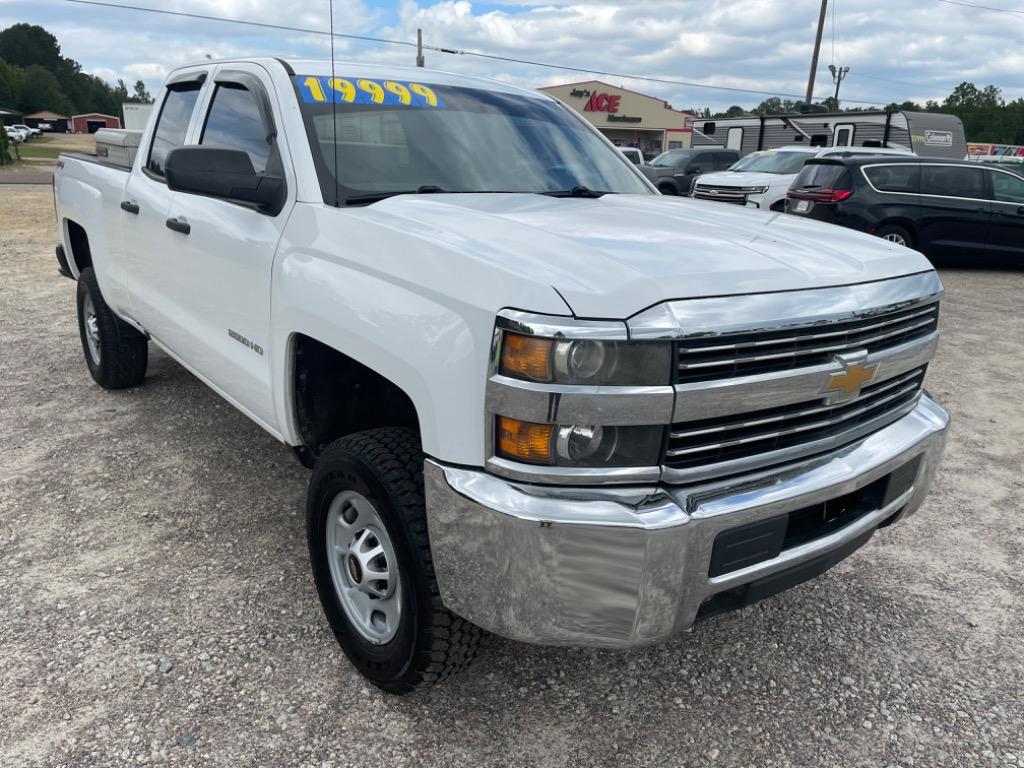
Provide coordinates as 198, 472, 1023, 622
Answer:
690, 110, 967, 159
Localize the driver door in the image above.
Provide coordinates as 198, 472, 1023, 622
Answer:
157, 63, 295, 431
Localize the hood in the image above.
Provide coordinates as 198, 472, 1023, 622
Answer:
694, 171, 793, 188
363, 193, 934, 319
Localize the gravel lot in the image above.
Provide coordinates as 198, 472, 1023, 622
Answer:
2, 186, 1022, 768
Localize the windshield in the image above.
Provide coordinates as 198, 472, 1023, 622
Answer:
292, 75, 651, 204
729, 150, 813, 174
649, 150, 692, 167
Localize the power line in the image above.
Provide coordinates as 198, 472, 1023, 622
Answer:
933, 0, 1024, 16
61, 0, 422, 48
58, 0, 889, 105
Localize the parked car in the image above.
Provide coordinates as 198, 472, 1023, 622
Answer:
640, 147, 739, 195
11, 123, 42, 138
692, 146, 913, 211
787, 156, 1024, 263
617, 146, 644, 166
54, 58, 949, 693
4, 125, 27, 143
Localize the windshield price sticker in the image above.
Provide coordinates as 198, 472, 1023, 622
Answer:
295, 76, 445, 108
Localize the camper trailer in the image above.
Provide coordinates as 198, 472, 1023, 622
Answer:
689, 110, 967, 159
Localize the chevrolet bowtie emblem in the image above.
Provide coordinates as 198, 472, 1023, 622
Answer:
824, 356, 878, 400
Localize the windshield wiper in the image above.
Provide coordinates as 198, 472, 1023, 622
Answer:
542, 186, 608, 199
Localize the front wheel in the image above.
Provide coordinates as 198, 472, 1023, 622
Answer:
306, 428, 485, 694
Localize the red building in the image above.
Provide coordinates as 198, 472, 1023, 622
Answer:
72, 113, 121, 133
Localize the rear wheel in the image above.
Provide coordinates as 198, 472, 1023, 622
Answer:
76, 267, 148, 389
876, 223, 914, 248
306, 428, 485, 693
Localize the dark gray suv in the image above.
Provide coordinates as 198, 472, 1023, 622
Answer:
641, 147, 740, 195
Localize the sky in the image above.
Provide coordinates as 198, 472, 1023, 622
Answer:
1, 0, 1022, 114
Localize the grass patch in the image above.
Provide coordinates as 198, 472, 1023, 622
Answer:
16, 144, 66, 160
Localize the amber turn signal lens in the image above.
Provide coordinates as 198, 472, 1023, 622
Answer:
496, 417, 553, 464
500, 333, 553, 382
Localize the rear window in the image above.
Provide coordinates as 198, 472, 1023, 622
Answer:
792, 163, 849, 190
864, 164, 920, 193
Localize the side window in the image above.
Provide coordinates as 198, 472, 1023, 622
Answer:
687, 154, 711, 174
726, 127, 743, 150
200, 84, 271, 173
713, 153, 735, 171
864, 164, 920, 193
991, 171, 1024, 204
920, 165, 988, 200
147, 85, 201, 177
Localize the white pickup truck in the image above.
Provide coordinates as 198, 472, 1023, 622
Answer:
54, 58, 949, 694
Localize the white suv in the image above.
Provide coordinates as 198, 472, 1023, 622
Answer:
692, 145, 913, 211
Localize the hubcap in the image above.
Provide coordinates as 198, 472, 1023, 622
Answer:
82, 293, 101, 364
883, 232, 907, 246
326, 490, 401, 644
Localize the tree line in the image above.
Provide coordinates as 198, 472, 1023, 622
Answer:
0, 23, 151, 119
695, 81, 1024, 145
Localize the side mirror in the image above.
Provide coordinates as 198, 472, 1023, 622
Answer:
165, 146, 285, 216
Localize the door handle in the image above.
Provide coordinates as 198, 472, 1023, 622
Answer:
165, 217, 191, 235
120, 200, 140, 214
1018, 206, 1024, 216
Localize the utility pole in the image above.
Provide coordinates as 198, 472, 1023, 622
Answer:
805, 0, 828, 104
416, 28, 425, 68
828, 64, 850, 107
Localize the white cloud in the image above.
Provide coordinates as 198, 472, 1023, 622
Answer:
1, 0, 1021, 112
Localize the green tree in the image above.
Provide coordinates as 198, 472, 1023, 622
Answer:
130, 79, 152, 103
0, 23, 62, 70
0, 56, 22, 108
0, 122, 10, 165
16, 64, 72, 114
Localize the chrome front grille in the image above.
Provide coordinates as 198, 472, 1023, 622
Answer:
675, 301, 939, 384
666, 366, 927, 471
693, 185, 750, 204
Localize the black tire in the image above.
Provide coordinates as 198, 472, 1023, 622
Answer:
306, 427, 485, 694
76, 267, 148, 389
658, 183, 679, 196
875, 223, 914, 249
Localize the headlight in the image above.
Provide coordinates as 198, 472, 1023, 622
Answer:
496, 417, 662, 467
499, 333, 672, 386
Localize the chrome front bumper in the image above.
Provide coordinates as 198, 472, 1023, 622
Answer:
424, 395, 949, 648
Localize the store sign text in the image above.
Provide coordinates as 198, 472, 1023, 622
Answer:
583, 92, 621, 114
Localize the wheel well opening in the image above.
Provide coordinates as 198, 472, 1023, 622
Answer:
292, 334, 420, 459
65, 220, 92, 273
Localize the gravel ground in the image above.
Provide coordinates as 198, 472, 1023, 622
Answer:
2, 186, 1022, 768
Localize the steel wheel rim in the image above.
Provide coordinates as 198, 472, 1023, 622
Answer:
82, 293, 101, 365
326, 490, 402, 645
883, 232, 907, 246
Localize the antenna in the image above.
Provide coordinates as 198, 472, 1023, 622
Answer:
329, 0, 339, 206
